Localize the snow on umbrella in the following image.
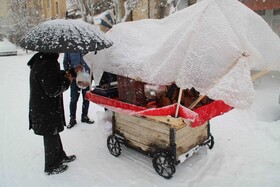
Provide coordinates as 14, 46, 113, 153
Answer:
20, 19, 113, 53
84, 0, 280, 109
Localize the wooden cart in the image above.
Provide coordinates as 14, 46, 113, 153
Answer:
107, 111, 214, 179
85, 78, 231, 179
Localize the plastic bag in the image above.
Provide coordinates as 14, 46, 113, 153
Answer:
76, 68, 91, 89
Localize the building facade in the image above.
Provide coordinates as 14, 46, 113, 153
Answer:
242, 0, 280, 37
0, 0, 9, 19
130, 0, 280, 37
130, 0, 197, 20
0, 0, 66, 20
43, 0, 66, 19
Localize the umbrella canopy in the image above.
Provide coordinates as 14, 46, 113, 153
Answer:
84, 0, 280, 109
20, 19, 113, 53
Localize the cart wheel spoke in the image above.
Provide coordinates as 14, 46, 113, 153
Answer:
207, 134, 215, 150
163, 157, 168, 165
159, 167, 165, 175
107, 135, 122, 157
152, 153, 175, 179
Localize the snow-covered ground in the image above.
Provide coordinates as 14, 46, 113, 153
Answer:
0, 50, 280, 187
0, 39, 17, 56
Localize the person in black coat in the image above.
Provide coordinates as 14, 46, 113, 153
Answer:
27, 52, 80, 175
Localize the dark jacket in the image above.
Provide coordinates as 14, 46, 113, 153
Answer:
63, 52, 90, 73
28, 52, 71, 135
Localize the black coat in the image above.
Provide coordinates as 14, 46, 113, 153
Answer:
28, 53, 71, 135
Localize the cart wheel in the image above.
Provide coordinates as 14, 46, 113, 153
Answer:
208, 134, 214, 150
152, 153, 176, 179
107, 135, 121, 157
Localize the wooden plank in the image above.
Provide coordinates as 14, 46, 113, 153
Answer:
176, 128, 207, 148
116, 116, 169, 136
117, 130, 170, 150
251, 70, 270, 81
189, 95, 205, 110
116, 118, 169, 138
175, 123, 208, 157
145, 116, 191, 129
115, 113, 209, 160
176, 122, 207, 140
115, 113, 170, 134
175, 88, 183, 117
124, 137, 161, 153
176, 133, 207, 157
115, 120, 170, 146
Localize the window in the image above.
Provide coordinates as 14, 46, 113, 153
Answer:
272, 18, 280, 37
254, 9, 266, 16
47, 0, 50, 9
273, 8, 280, 16
56, 2, 59, 15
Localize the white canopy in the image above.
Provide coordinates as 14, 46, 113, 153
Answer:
84, 0, 280, 109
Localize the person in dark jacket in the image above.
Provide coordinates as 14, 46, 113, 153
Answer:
28, 52, 79, 175
63, 52, 94, 129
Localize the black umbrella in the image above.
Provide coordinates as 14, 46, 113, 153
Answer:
20, 19, 113, 53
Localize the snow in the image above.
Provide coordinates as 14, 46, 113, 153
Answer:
0, 38, 17, 56
85, 0, 280, 109
20, 19, 113, 53
1, 49, 280, 187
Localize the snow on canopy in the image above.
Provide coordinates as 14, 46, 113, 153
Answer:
20, 19, 113, 53
84, 0, 280, 109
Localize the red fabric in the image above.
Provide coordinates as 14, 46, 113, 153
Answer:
85, 92, 146, 112
192, 100, 233, 127
86, 92, 197, 122
136, 104, 197, 122
86, 92, 233, 128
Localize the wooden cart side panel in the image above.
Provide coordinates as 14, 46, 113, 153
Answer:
144, 116, 190, 129
114, 113, 209, 160
115, 113, 170, 134
122, 136, 155, 152
176, 122, 208, 158
115, 113, 171, 153
118, 130, 169, 153
116, 120, 170, 147
176, 122, 207, 140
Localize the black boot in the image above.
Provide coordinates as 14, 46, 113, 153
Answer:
45, 164, 68, 175
67, 117, 77, 129
81, 115, 94, 124
60, 155, 76, 164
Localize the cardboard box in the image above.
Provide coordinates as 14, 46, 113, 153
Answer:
117, 76, 148, 106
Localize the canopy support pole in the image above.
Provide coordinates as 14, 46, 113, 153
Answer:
189, 95, 205, 110
175, 88, 183, 117
89, 70, 93, 90
188, 70, 270, 110
188, 53, 247, 110
251, 70, 270, 81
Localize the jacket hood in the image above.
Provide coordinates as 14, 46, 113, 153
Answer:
27, 52, 59, 68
